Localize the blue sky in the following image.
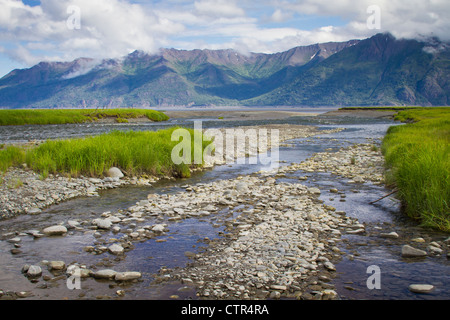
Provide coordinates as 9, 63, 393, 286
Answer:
0, 0, 449, 77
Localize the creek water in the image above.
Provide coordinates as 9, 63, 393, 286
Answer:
0, 109, 448, 300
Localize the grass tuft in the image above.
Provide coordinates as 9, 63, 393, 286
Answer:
382, 107, 450, 231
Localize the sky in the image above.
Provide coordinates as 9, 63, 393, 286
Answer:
0, 0, 449, 77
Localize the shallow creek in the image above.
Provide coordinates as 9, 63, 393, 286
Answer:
0, 112, 448, 300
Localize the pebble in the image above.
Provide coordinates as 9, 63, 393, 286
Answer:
408, 284, 434, 294
93, 269, 117, 279
48, 261, 66, 271
93, 218, 112, 230
7, 237, 21, 243
324, 262, 336, 271
380, 232, 399, 239
42, 225, 67, 236
115, 272, 142, 281
108, 244, 124, 255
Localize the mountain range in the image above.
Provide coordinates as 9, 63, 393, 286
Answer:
0, 33, 449, 108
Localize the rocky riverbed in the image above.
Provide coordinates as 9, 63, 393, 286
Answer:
1, 122, 448, 300
0, 123, 344, 299
0, 124, 340, 220
152, 142, 387, 300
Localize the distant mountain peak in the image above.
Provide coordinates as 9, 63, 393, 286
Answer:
0, 33, 448, 108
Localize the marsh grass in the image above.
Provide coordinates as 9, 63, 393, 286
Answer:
0, 127, 209, 179
0, 146, 25, 172
382, 107, 450, 231
339, 106, 420, 112
0, 109, 169, 126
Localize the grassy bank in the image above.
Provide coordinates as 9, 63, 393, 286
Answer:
382, 107, 450, 231
339, 106, 420, 111
0, 108, 169, 126
0, 128, 207, 179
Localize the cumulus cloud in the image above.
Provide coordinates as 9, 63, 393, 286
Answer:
279, 0, 450, 42
0, 0, 183, 65
0, 0, 449, 71
269, 9, 294, 23
194, 0, 245, 18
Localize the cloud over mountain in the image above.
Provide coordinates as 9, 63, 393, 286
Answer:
0, 0, 449, 74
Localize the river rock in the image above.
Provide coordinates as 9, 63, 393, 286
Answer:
352, 176, 364, 183
324, 261, 336, 271
93, 269, 117, 279
93, 218, 112, 230
401, 245, 427, 258
27, 207, 42, 215
380, 232, 399, 239
270, 285, 287, 291
26, 265, 42, 278
66, 220, 80, 229
269, 291, 281, 299
66, 265, 92, 278
43, 225, 68, 236
235, 182, 248, 193
427, 245, 443, 255
152, 224, 166, 233
48, 261, 66, 270
346, 228, 365, 235
7, 237, 21, 243
308, 187, 321, 195
408, 284, 434, 294
106, 167, 124, 179
115, 272, 142, 281
108, 244, 124, 255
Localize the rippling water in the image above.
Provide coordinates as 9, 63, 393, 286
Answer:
0, 109, 448, 300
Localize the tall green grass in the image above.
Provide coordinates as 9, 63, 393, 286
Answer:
0, 128, 208, 179
0, 109, 169, 126
382, 107, 450, 231
0, 145, 25, 172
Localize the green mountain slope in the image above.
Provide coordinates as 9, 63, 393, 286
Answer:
246, 33, 450, 106
0, 33, 448, 108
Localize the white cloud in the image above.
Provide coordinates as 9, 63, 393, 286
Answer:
0, 0, 449, 72
0, 0, 183, 65
194, 0, 245, 18
280, 0, 450, 42
269, 9, 293, 23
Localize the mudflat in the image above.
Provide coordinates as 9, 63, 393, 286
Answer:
164, 109, 320, 120
164, 108, 398, 121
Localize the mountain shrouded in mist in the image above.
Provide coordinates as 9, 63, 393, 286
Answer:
0, 33, 448, 108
